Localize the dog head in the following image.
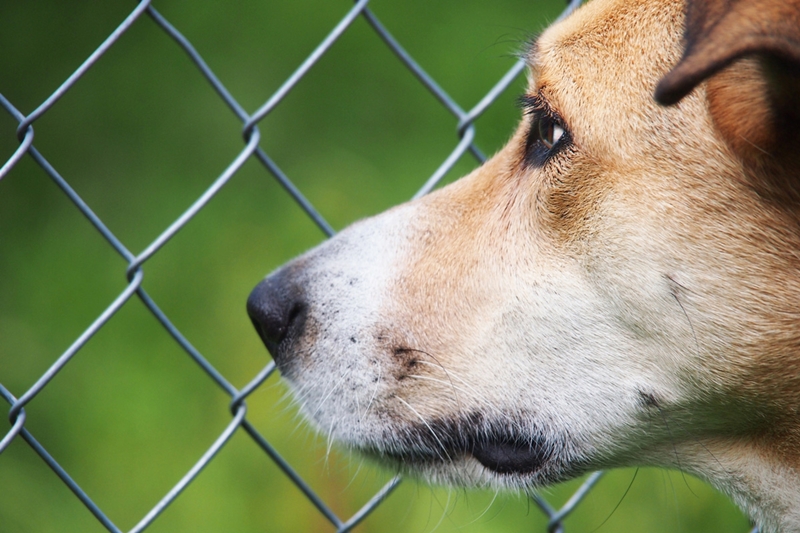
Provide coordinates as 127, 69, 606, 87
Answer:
248, 0, 800, 527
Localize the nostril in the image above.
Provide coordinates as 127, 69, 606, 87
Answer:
286, 302, 304, 332
246, 270, 307, 357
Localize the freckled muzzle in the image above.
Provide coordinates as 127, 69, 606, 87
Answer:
246, 266, 568, 479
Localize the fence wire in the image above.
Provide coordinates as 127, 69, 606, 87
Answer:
0, 1, 758, 532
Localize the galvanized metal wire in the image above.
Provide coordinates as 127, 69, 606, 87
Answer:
0, 0, 757, 532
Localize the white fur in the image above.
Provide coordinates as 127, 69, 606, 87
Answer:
251, 0, 800, 530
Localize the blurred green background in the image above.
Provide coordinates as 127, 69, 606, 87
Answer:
0, 0, 750, 532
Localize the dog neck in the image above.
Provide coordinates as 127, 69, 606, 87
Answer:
682, 433, 800, 532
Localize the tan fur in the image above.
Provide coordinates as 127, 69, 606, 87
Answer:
247, 0, 800, 530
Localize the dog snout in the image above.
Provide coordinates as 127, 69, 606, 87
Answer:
246, 268, 307, 363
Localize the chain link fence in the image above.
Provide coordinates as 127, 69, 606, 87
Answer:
0, 0, 757, 531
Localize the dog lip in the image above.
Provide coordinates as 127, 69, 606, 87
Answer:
361, 414, 557, 477
364, 435, 552, 477
469, 438, 549, 475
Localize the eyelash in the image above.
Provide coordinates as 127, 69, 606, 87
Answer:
518, 95, 569, 166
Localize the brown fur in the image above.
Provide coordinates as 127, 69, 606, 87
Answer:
247, 0, 800, 529
400, 0, 800, 521
657, 0, 800, 201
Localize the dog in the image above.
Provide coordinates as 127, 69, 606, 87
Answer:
247, 0, 800, 530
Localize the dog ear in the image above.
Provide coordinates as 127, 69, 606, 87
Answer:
655, 0, 800, 106
655, 0, 800, 179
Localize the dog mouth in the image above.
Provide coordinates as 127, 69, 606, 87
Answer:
357, 413, 569, 479
470, 435, 551, 474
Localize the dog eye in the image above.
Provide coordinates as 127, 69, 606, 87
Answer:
536, 115, 564, 150
518, 95, 570, 167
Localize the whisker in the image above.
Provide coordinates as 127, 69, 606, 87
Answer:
343, 458, 365, 491
469, 487, 501, 525
406, 374, 473, 401
590, 467, 639, 533
401, 349, 463, 413
428, 488, 452, 533
360, 366, 382, 425
325, 419, 338, 464
413, 360, 491, 407
309, 365, 353, 421
396, 397, 452, 461
655, 405, 698, 497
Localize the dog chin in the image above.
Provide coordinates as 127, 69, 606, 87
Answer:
336, 412, 581, 488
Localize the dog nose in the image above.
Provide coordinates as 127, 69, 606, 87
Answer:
246, 268, 307, 359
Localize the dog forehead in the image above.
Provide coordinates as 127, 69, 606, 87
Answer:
534, 0, 684, 71
528, 0, 687, 160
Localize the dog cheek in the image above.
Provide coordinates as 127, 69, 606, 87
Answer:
535, 155, 614, 247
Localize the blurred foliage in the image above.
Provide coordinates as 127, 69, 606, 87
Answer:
0, 0, 749, 532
